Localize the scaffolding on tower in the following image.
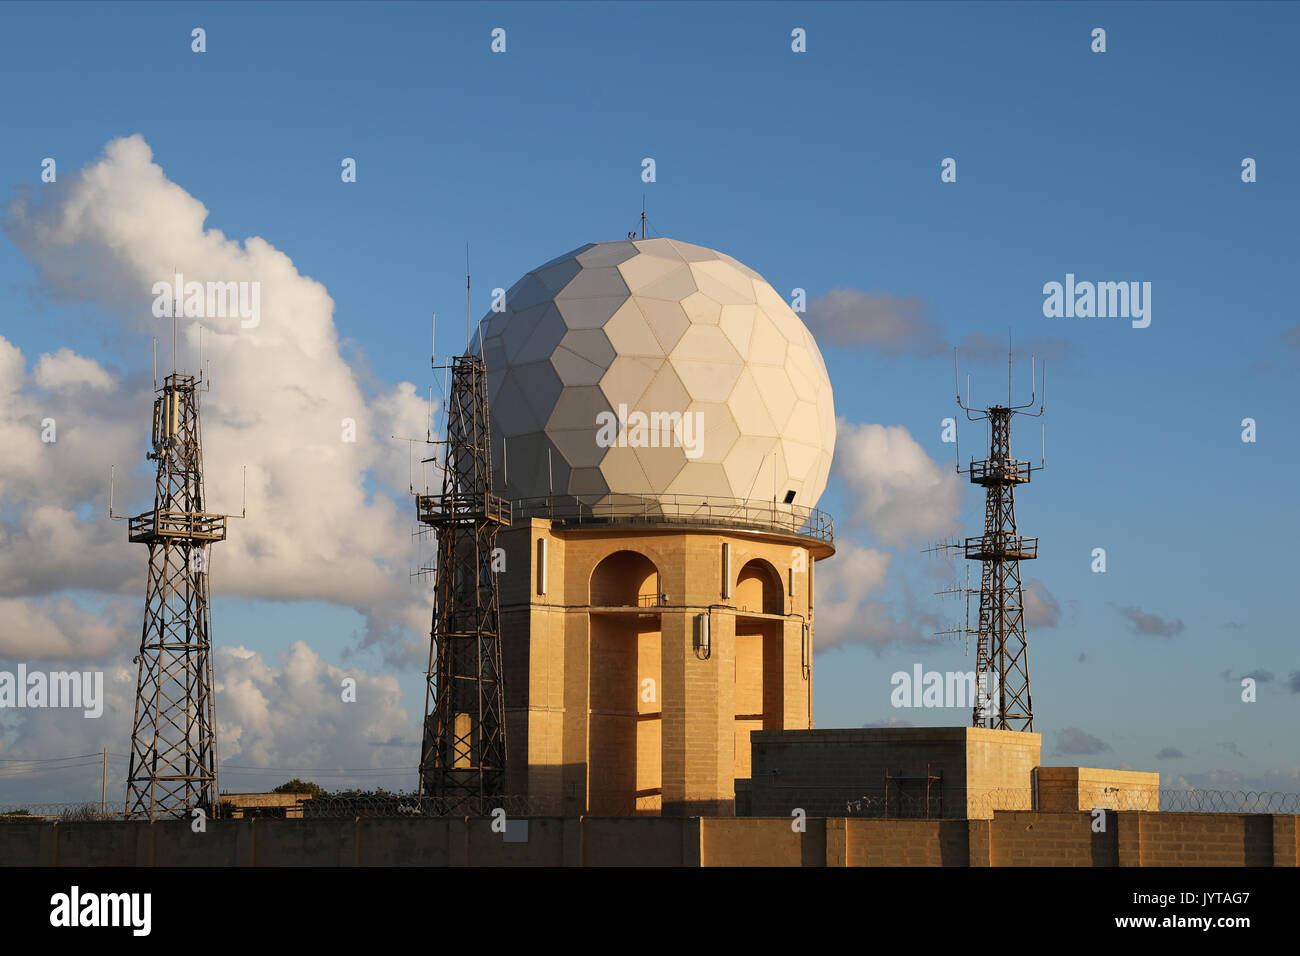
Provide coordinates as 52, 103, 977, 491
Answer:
110, 322, 244, 820
951, 346, 1045, 732
413, 295, 511, 815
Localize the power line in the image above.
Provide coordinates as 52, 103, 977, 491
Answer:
0, 751, 110, 763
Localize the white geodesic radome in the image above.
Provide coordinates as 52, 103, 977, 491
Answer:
470, 238, 836, 510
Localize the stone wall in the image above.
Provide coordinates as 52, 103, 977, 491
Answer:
4, 811, 1296, 867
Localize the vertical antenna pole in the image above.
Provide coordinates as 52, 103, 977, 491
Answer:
466, 244, 471, 348
1007, 329, 1013, 406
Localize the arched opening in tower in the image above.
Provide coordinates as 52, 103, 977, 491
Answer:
588, 549, 663, 815
734, 558, 785, 783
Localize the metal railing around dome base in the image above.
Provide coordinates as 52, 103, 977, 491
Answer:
509, 493, 833, 546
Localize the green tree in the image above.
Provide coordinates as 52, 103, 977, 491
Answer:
272, 778, 326, 798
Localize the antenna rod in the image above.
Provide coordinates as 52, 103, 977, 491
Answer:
641, 194, 646, 239
466, 244, 471, 348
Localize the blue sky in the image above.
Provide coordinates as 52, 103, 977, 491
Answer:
1, 1, 1297, 800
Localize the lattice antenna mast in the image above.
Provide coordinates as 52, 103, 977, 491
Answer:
953, 344, 1045, 732
413, 289, 511, 815
923, 540, 978, 654
109, 313, 245, 820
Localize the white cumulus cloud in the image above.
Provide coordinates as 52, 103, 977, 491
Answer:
0, 134, 432, 666
833, 419, 962, 547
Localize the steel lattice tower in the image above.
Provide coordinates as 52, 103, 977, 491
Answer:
122, 370, 226, 819
416, 353, 511, 814
956, 350, 1045, 732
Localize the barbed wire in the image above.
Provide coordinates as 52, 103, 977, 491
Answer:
0, 793, 557, 821
4, 788, 1299, 822
834, 788, 1300, 818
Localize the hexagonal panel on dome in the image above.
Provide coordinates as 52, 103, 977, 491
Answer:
576, 240, 639, 268
556, 265, 630, 301
559, 328, 615, 368
617, 253, 682, 293
550, 346, 606, 387
630, 237, 684, 261
604, 300, 665, 357
514, 305, 568, 365
681, 291, 723, 326
637, 298, 691, 353
471, 238, 836, 510
536, 257, 583, 294
666, 239, 721, 262
598, 355, 659, 409
637, 265, 698, 303
555, 295, 627, 330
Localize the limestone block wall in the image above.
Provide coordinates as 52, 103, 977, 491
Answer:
748, 727, 1042, 819
494, 519, 826, 816
1036, 766, 1160, 812
5, 812, 1297, 867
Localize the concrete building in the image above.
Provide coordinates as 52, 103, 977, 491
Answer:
472, 236, 1157, 822
475, 238, 838, 816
